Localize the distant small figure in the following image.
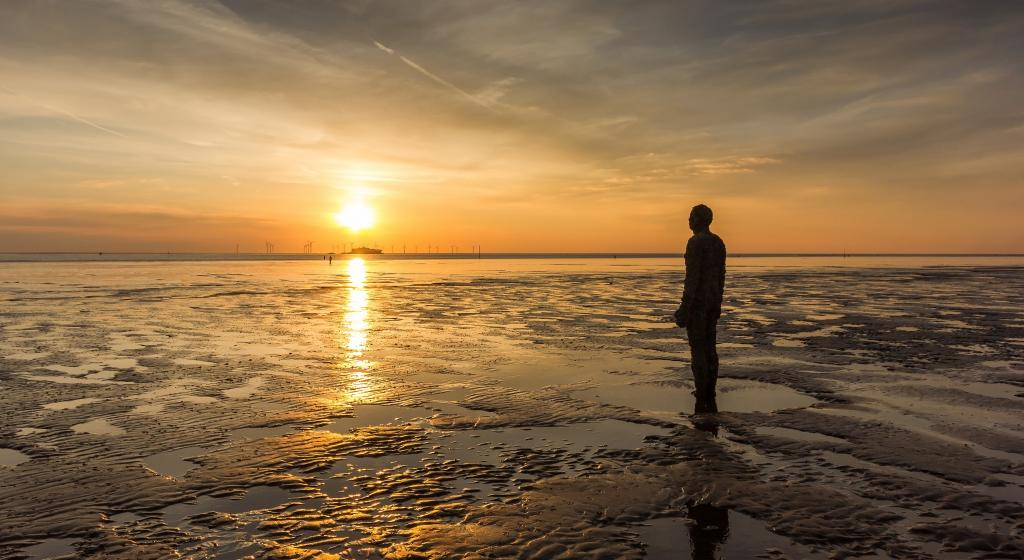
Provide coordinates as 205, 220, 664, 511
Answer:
329, 255, 333, 265
675, 204, 726, 400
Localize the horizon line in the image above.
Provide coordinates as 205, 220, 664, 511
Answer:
2, 251, 1023, 257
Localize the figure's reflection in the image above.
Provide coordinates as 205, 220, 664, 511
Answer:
688, 394, 729, 559
687, 502, 729, 560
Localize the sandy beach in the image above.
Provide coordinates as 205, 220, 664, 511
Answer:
1, 256, 1022, 559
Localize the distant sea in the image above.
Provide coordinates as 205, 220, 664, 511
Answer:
1, 252, 1022, 268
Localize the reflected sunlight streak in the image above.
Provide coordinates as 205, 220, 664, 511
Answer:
337, 257, 377, 403
344, 258, 369, 357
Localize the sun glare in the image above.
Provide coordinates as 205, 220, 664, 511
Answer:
333, 201, 375, 232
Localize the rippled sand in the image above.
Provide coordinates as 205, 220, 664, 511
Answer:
1, 258, 1022, 559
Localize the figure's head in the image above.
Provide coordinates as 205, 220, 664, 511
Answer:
689, 204, 713, 233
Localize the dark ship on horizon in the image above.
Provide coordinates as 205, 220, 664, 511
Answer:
348, 246, 383, 255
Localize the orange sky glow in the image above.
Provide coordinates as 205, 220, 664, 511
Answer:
1, 1, 1022, 253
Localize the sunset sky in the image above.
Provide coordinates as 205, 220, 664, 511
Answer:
1, 1, 1022, 253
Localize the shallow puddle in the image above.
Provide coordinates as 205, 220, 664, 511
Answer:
19, 538, 78, 559
223, 376, 265, 399
173, 358, 216, 366
635, 511, 823, 559
323, 404, 433, 434
42, 364, 104, 376
437, 419, 670, 466
576, 379, 818, 416
228, 424, 298, 441
334, 453, 430, 474
162, 485, 298, 527
42, 397, 103, 411
7, 351, 51, 360
959, 381, 1024, 399
755, 426, 846, 444
107, 512, 141, 524
485, 351, 676, 391
771, 338, 806, 347
70, 418, 125, 436
716, 381, 819, 413
142, 446, 210, 478
974, 481, 1024, 503
0, 448, 30, 467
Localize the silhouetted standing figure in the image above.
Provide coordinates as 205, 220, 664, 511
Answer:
675, 204, 726, 400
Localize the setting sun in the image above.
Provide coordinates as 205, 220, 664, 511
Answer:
333, 202, 375, 232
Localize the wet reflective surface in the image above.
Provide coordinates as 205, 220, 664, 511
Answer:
1, 257, 1023, 558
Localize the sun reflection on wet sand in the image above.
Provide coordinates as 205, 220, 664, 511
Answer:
345, 259, 369, 355
338, 258, 377, 403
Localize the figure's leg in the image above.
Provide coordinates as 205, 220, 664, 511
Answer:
706, 315, 719, 397
687, 310, 709, 397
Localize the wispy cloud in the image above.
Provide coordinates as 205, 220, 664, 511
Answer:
684, 157, 781, 176
373, 39, 496, 111
0, 85, 125, 138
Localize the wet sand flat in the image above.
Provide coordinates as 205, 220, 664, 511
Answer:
1, 257, 1023, 558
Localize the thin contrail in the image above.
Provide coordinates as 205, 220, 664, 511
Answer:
373, 40, 496, 112
0, 85, 127, 138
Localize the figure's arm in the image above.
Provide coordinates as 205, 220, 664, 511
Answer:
718, 240, 726, 291
679, 238, 700, 320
